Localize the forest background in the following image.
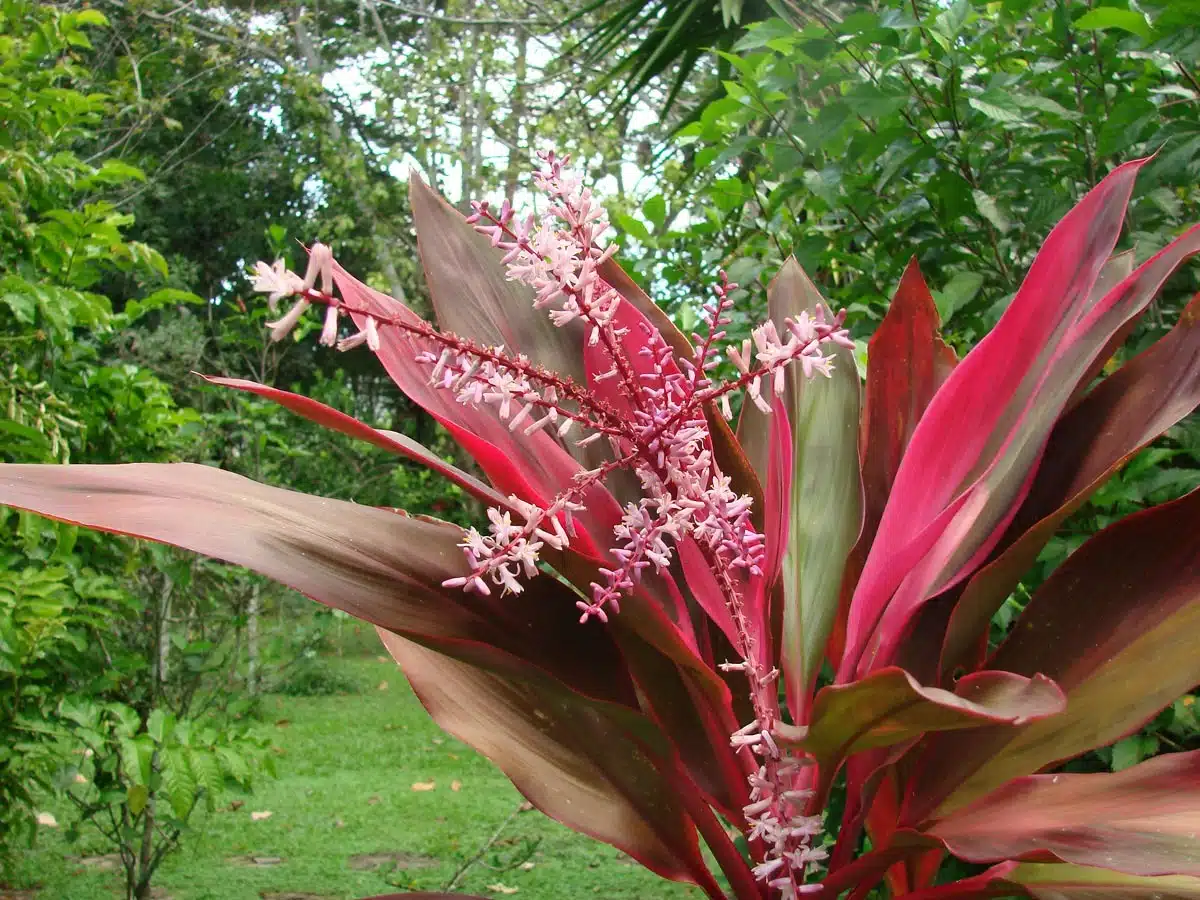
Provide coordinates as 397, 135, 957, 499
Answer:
2, 0, 1199, 897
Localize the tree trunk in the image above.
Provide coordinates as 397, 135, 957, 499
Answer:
133, 753, 158, 900
290, 3, 409, 302
459, 0, 482, 204
503, 31, 529, 204
247, 581, 260, 696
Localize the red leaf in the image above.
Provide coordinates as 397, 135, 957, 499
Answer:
377, 629, 724, 895
843, 159, 1188, 679
331, 262, 618, 559
202, 376, 510, 509
926, 750, 1200, 876
906, 486, 1200, 821
829, 260, 957, 677
940, 289, 1200, 677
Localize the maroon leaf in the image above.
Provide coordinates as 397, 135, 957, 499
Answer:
906, 486, 1200, 821
926, 750, 1200, 876
408, 175, 618, 482
0, 463, 637, 709
949, 862, 1200, 899
377, 628, 725, 896
798, 667, 1064, 799
202, 376, 510, 509
409, 174, 589, 387
940, 289, 1200, 677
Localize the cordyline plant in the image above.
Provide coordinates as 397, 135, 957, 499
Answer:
3, 152, 1200, 900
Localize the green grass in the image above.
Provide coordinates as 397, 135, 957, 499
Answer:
8, 653, 702, 900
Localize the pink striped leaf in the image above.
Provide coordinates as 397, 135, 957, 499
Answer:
892, 862, 1200, 899
332, 261, 619, 560
738, 258, 863, 717
797, 667, 1064, 800
202, 376, 511, 510
845, 160, 1200, 679
939, 289, 1200, 677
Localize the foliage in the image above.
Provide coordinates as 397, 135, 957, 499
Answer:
0, 5, 278, 892
629, 0, 1199, 346
10, 653, 696, 900
3, 148, 1199, 900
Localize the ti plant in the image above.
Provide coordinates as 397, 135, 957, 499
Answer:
3, 153, 1200, 899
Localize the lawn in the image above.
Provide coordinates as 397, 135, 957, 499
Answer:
6, 651, 703, 900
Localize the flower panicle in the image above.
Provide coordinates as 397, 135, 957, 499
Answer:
248, 150, 849, 895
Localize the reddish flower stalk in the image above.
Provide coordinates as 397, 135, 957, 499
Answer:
251, 151, 851, 895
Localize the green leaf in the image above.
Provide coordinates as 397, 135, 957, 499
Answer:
1012, 93, 1078, 119
1075, 6, 1155, 41
972, 190, 1010, 233
642, 195, 666, 229
146, 709, 174, 745
934, 0, 971, 39
614, 212, 651, 243
738, 260, 862, 709
73, 9, 109, 26
968, 94, 1027, 124
933, 270, 985, 323
91, 159, 146, 184
1, 289, 37, 325
126, 783, 149, 816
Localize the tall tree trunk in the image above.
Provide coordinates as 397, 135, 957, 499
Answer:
503, 30, 528, 204
247, 581, 260, 696
290, 4, 409, 302
459, 0, 482, 204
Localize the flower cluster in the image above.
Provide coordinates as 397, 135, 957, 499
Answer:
249, 150, 852, 896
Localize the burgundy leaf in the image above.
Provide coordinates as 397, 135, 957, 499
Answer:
906, 486, 1200, 821
0, 463, 637, 709
926, 750, 1200, 876
799, 667, 1064, 798
409, 174, 588, 387
377, 628, 726, 896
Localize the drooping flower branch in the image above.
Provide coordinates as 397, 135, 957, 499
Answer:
250, 151, 851, 896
